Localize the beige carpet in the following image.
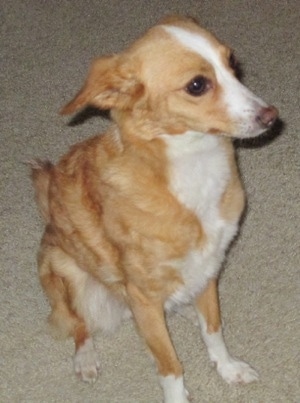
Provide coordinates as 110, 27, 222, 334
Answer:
1, 1, 299, 402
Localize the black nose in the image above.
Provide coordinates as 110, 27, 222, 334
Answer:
256, 106, 278, 129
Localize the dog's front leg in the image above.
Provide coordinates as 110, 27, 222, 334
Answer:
195, 278, 259, 384
127, 283, 189, 403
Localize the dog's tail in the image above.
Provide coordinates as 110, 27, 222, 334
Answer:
28, 159, 53, 223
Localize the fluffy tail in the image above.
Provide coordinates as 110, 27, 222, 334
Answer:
28, 159, 53, 223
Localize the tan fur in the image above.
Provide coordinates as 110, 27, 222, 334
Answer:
219, 139, 246, 222
195, 279, 221, 334
29, 159, 53, 222
30, 15, 277, 397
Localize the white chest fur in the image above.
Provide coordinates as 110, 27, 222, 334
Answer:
164, 132, 230, 218
162, 132, 239, 308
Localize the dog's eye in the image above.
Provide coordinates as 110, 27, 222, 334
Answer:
186, 76, 210, 96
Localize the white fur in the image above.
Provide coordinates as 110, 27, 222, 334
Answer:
78, 275, 131, 334
52, 248, 131, 333
73, 338, 101, 383
162, 132, 238, 310
197, 313, 259, 384
163, 26, 268, 137
159, 375, 189, 403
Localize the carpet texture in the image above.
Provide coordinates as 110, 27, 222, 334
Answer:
1, 1, 299, 402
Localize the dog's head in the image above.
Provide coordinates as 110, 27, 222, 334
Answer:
61, 16, 278, 139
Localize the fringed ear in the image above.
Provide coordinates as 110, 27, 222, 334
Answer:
60, 55, 144, 115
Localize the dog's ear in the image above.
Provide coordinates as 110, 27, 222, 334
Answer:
60, 55, 144, 115
159, 15, 200, 26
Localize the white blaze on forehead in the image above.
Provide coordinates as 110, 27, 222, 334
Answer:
163, 25, 225, 71
162, 25, 267, 133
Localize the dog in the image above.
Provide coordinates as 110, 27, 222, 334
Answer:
30, 16, 278, 403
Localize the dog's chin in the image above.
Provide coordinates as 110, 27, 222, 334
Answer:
229, 121, 271, 139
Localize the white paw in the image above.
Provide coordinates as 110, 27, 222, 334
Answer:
164, 390, 190, 403
160, 375, 190, 403
73, 339, 101, 383
217, 357, 259, 384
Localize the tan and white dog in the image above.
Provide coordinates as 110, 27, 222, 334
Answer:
31, 16, 278, 403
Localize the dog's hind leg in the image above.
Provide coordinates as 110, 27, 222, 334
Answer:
38, 244, 100, 383
72, 322, 101, 383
